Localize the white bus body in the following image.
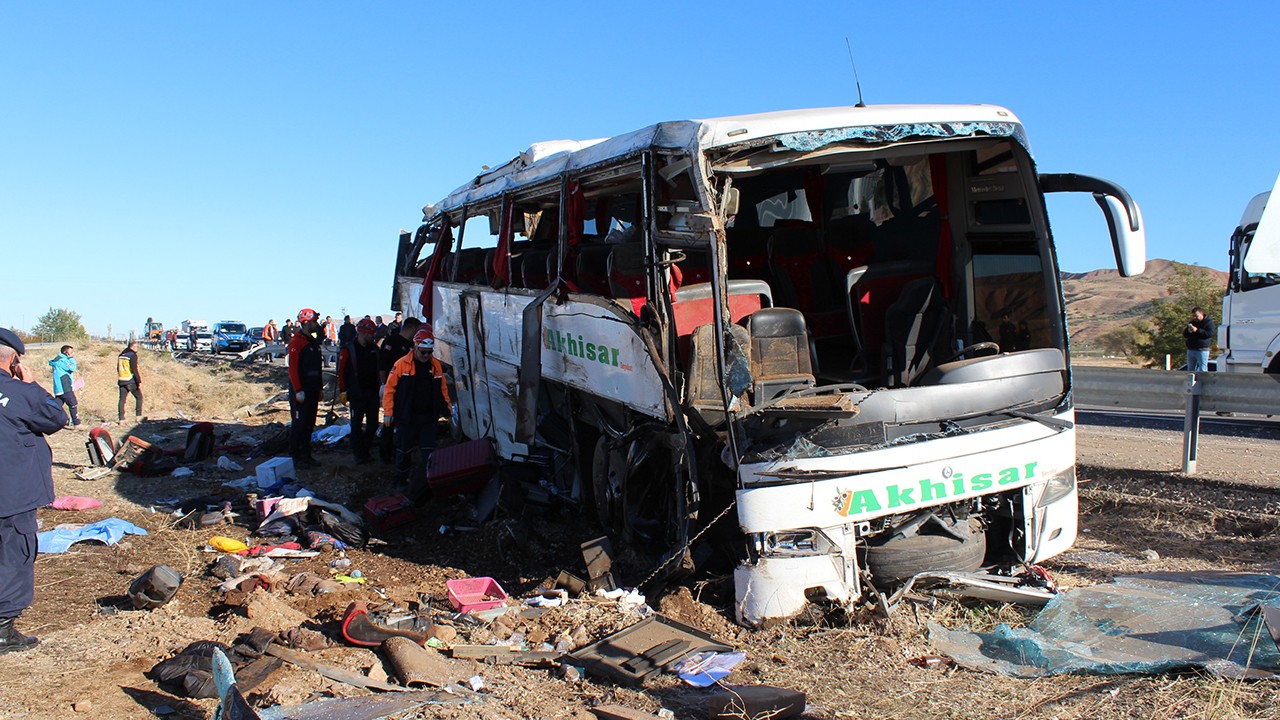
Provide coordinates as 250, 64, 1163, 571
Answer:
1220, 176, 1280, 374
394, 104, 1145, 624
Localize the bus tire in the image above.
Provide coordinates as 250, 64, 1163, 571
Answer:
865, 525, 986, 586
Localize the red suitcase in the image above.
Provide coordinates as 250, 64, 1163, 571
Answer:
425, 438, 496, 497
363, 493, 416, 532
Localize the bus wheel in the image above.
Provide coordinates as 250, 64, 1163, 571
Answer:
591, 435, 625, 529
621, 432, 699, 550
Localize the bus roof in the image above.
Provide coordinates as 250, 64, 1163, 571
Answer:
432, 104, 1025, 218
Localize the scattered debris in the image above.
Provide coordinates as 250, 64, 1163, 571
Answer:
128, 564, 183, 610
446, 576, 508, 613
706, 685, 806, 720
49, 496, 103, 511
341, 601, 428, 647
217, 455, 245, 471
381, 636, 463, 687
929, 571, 1280, 678
569, 615, 733, 686
73, 466, 112, 481
265, 645, 407, 692
36, 517, 148, 554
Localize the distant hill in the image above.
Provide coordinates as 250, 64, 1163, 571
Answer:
1061, 259, 1227, 348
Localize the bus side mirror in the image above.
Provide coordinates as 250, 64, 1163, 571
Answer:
1040, 173, 1146, 277
1095, 194, 1146, 278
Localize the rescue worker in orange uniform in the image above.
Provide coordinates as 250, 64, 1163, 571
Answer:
287, 308, 324, 468
382, 327, 450, 499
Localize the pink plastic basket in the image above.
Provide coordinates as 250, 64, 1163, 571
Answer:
446, 576, 508, 613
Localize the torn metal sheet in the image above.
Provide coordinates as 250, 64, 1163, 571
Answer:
929, 572, 1280, 678
381, 637, 462, 687
258, 690, 476, 720
897, 571, 1057, 607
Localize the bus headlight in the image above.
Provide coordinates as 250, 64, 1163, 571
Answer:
762, 529, 833, 557
1036, 467, 1077, 507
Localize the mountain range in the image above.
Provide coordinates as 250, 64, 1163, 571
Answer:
1061, 258, 1227, 348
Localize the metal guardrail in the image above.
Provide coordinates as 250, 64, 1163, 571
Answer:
1073, 366, 1280, 473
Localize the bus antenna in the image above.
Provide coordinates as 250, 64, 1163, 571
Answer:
845, 37, 866, 108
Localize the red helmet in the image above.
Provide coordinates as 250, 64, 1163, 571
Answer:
413, 328, 435, 349
298, 308, 318, 322
356, 318, 377, 334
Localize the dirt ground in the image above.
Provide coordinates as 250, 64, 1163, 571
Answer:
3, 344, 1280, 720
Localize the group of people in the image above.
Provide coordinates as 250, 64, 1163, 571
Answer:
42, 341, 145, 427
284, 308, 447, 496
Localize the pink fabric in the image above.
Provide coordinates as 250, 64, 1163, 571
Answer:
51, 496, 103, 511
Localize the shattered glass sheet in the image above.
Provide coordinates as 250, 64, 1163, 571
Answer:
929, 572, 1280, 679
777, 121, 1029, 155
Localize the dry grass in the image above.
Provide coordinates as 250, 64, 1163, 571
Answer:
24, 342, 277, 423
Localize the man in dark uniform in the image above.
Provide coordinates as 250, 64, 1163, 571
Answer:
0, 328, 67, 653
338, 318, 381, 463
287, 308, 324, 468
376, 316, 420, 464
382, 327, 451, 499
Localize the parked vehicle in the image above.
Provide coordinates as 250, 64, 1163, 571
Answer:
180, 320, 210, 351
212, 321, 254, 354
1219, 175, 1280, 373
145, 317, 164, 345
393, 104, 1145, 624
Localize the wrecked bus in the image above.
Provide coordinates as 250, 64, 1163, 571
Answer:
392, 105, 1146, 624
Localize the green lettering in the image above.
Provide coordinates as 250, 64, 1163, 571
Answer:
544, 330, 553, 350
919, 478, 946, 502
998, 467, 1021, 485
598, 348, 610, 365
586, 343, 597, 361
952, 473, 965, 496
886, 484, 915, 508
847, 490, 882, 515
1024, 462, 1038, 479
970, 473, 992, 491
610, 347, 620, 367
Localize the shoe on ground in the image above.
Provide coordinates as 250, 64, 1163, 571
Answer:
0, 618, 38, 654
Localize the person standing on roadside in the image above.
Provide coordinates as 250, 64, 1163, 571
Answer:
287, 308, 324, 468
48, 345, 80, 427
338, 318, 381, 463
117, 340, 143, 421
280, 319, 294, 345
382, 327, 451, 498
263, 319, 278, 343
0, 328, 67, 654
1183, 306, 1216, 372
338, 315, 356, 347
377, 316, 419, 463
322, 316, 338, 346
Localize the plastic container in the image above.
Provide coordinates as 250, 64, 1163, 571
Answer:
446, 576, 508, 613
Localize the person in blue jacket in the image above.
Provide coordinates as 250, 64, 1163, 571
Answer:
48, 344, 79, 427
0, 328, 68, 653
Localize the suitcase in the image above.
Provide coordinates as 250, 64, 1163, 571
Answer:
362, 493, 417, 532
86, 428, 117, 467
425, 438, 496, 497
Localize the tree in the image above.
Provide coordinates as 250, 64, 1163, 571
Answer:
1097, 324, 1145, 362
1132, 263, 1224, 367
31, 307, 88, 342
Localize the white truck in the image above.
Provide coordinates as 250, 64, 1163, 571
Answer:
394, 104, 1145, 624
1219, 174, 1280, 373
180, 320, 211, 352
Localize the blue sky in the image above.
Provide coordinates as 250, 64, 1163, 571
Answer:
3, 2, 1277, 336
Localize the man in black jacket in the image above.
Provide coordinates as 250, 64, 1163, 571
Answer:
376, 317, 419, 464
1183, 307, 1215, 372
0, 328, 67, 653
338, 318, 381, 463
